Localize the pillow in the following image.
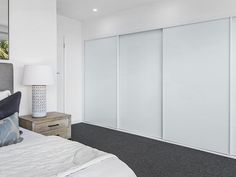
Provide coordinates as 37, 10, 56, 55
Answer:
0, 92, 21, 120
0, 112, 23, 147
0, 90, 11, 101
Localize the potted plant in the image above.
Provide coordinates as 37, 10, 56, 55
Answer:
0, 40, 9, 60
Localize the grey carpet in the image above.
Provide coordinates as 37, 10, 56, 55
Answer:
72, 123, 236, 177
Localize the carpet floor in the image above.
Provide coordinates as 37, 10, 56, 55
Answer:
72, 123, 236, 177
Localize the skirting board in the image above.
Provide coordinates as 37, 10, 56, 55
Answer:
83, 121, 236, 160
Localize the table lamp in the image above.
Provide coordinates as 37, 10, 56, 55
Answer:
22, 65, 54, 118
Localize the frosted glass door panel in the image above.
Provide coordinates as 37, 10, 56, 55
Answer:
163, 19, 229, 154
119, 30, 162, 138
85, 37, 117, 128
230, 17, 236, 156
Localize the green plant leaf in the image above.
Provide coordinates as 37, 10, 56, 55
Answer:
0, 40, 9, 59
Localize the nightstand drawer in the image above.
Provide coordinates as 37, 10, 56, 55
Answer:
35, 119, 69, 132
41, 128, 70, 139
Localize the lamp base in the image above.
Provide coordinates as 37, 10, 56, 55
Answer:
32, 112, 47, 118
32, 85, 47, 118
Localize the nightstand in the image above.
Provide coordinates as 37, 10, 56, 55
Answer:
19, 112, 71, 139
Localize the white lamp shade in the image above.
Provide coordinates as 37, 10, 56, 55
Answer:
22, 65, 54, 86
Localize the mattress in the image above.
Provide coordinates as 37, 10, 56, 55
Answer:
1, 128, 136, 177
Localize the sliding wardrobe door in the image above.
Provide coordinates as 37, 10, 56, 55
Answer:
119, 30, 162, 138
84, 37, 117, 128
231, 17, 236, 156
163, 19, 230, 154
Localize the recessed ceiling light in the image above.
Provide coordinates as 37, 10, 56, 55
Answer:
93, 8, 98, 12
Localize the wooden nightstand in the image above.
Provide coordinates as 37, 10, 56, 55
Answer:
19, 112, 71, 139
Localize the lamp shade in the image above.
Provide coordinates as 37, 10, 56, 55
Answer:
22, 65, 54, 86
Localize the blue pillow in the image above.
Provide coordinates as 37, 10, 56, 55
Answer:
0, 92, 21, 120
0, 112, 23, 147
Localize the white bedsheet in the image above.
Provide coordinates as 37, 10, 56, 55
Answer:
20, 127, 44, 143
0, 134, 136, 177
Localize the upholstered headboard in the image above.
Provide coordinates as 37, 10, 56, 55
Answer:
0, 63, 13, 93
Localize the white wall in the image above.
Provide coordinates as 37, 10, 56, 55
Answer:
0, 0, 8, 26
0, 25, 8, 40
7, 0, 57, 116
0, 25, 8, 33
83, 0, 236, 40
57, 15, 83, 124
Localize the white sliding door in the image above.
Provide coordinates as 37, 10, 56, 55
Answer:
119, 30, 163, 138
230, 17, 236, 156
163, 19, 230, 154
84, 37, 117, 128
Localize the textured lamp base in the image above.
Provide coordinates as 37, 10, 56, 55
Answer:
32, 85, 47, 118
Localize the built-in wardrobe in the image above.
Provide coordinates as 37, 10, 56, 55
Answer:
84, 17, 236, 158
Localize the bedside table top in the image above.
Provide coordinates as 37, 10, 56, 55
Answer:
20, 112, 71, 123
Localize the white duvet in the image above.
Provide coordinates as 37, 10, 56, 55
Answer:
0, 136, 136, 177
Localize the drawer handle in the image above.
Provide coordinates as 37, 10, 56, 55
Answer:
48, 124, 59, 128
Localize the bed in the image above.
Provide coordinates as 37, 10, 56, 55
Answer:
0, 63, 136, 177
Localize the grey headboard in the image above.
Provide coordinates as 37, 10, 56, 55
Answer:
0, 63, 13, 93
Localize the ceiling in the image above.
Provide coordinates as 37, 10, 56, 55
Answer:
57, 0, 160, 21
